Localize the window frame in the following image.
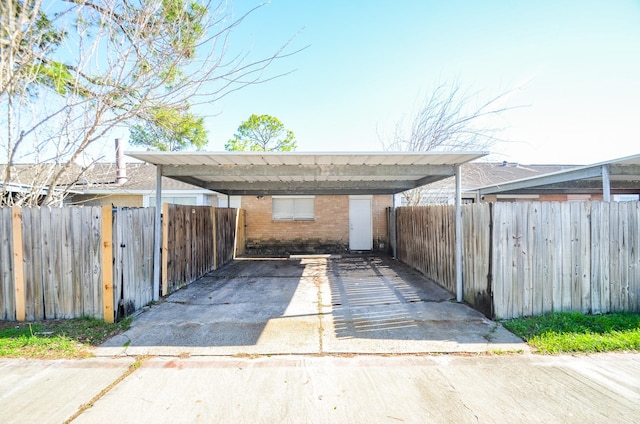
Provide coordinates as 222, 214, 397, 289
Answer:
272, 196, 315, 221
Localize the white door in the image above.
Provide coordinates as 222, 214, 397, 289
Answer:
349, 196, 373, 250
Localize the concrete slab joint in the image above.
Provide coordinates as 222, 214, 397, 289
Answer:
98, 255, 526, 357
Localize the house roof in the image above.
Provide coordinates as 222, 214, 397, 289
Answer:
125, 151, 489, 195
74, 163, 214, 193
476, 154, 640, 196
422, 162, 581, 192
1, 163, 214, 193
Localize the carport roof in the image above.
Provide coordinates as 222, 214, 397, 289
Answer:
125, 151, 488, 195
476, 153, 640, 196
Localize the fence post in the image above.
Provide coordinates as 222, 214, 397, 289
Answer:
161, 203, 169, 296
455, 164, 463, 302
212, 207, 218, 270
233, 208, 239, 259
11, 207, 25, 322
101, 205, 114, 323
152, 165, 162, 302
391, 196, 397, 259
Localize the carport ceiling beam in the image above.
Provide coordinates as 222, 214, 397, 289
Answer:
195, 180, 418, 195
161, 164, 455, 178
415, 174, 455, 187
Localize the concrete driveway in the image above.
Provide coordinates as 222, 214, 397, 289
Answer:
99, 255, 525, 356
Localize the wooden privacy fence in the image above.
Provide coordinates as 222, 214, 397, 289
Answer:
0, 205, 243, 322
0, 207, 104, 322
161, 205, 243, 295
395, 201, 640, 319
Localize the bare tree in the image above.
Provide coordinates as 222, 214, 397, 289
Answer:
0, 1, 299, 206
382, 82, 523, 205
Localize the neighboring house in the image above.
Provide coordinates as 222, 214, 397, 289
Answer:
0, 164, 78, 206
396, 161, 584, 205
0, 161, 223, 207
66, 162, 222, 207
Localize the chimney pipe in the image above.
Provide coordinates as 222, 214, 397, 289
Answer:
115, 138, 127, 184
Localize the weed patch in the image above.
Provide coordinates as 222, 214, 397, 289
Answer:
0, 317, 131, 359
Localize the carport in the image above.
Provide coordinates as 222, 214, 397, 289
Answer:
125, 151, 488, 303
476, 153, 640, 200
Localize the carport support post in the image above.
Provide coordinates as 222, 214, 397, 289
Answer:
602, 165, 611, 202
391, 194, 397, 259
152, 165, 163, 302
455, 164, 463, 303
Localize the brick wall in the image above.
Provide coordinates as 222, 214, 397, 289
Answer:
243, 194, 391, 255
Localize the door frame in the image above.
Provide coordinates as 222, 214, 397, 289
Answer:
348, 195, 373, 250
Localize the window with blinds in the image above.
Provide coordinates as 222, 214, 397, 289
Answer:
272, 196, 315, 221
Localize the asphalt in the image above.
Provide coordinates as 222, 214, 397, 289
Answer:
2, 256, 639, 423
98, 255, 525, 356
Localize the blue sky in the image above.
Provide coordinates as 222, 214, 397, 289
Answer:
136, 1, 640, 164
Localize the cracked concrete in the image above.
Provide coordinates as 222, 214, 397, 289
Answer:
4, 353, 640, 423
98, 255, 525, 356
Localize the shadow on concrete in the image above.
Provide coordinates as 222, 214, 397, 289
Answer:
100, 255, 526, 355
328, 256, 455, 340
102, 258, 308, 349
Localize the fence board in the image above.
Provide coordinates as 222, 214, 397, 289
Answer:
80, 208, 93, 317
517, 202, 529, 317
461, 204, 492, 316
21, 208, 34, 320
540, 203, 553, 313
113, 208, 124, 319
601, 202, 611, 313
216, 208, 238, 267
590, 202, 603, 313
11, 207, 25, 321
630, 202, 640, 312
619, 202, 630, 312
580, 202, 591, 313
101, 206, 113, 322
71, 208, 82, 316
30, 208, 44, 319
531, 203, 543, 315
0, 208, 15, 320
609, 203, 622, 312
143, 208, 155, 304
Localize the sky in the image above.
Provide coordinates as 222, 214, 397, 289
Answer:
119, 1, 640, 165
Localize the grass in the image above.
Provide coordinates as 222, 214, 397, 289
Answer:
0, 317, 131, 359
502, 312, 640, 354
